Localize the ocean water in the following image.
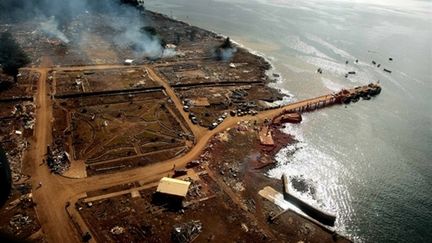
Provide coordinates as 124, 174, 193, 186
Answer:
146, 0, 432, 242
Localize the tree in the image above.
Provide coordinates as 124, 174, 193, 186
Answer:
220, 37, 233, 49
0, 32, 30, 80
0, 146, 12, 206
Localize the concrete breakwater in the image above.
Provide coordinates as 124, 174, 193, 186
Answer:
282, 174, 337, 226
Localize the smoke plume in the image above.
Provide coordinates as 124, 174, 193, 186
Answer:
216, 37, 237, 61
40, 16, 70, 43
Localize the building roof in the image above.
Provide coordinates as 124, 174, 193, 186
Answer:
156, 177, 191, 198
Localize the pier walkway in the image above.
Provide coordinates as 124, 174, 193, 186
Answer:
274, 83, 382, 117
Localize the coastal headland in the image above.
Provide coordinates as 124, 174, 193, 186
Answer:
0, 1, 380, 242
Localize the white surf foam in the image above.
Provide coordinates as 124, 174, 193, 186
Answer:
266, 119, 360, 241
321, 77, 346, 92
306, 34, 355, 60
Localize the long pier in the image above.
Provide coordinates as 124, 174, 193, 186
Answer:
274, 83, 381, 119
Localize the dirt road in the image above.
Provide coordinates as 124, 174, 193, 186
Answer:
146, 66, 207, 140
28, 66, 81, 242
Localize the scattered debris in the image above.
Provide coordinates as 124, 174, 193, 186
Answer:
171, 220, 203, 243
110, 226, 125, 235
241, 223, 249, 232
1, 102, 35, 182
186, 160, 200, 168
46, 145, 70, 174
9, 214, 32, 230
173, 169, 188, 177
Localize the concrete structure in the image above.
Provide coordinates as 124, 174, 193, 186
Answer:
281, 174, 336, 226
156, 177, 191, 198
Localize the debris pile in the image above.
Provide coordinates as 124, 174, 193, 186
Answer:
46, 145, 70, 174
171, 220, 203, 243
186, 160, 200, 169
0, 102, 35, 182
3, 138, 28, 182
110, 226, 125, 235
9, 214, 32, 231
186, 180, 203, 199
11, 102, 35, 130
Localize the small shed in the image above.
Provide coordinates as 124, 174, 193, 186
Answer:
156, 177, 191, 198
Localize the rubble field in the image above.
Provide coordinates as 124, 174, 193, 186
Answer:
0, 70, 39, 99
0, 102, 40, 241
0, 102, 35, 182
77, 172, 270, 243
18, 6, 286, 173
75, 122, 349, 242
0, 190, 42, 242
199, 123, 349, 242
53, 67, 161, 96
176, 84, 281, 128
50, 91, 193, 176
0, 10, 219, 66
155, 49, 270, 86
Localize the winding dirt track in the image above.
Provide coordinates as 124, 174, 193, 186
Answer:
27, 64, 339, 243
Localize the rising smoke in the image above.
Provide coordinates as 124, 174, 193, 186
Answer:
0, 0, 172, 59
40, 16, 70, 43
215, 37, 237, 61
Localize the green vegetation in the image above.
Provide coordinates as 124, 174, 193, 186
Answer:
0, 146, 12, 206
0, 32, 30, 80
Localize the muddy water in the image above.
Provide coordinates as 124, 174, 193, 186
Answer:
146, 0, 432, 242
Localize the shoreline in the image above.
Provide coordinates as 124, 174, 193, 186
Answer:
0, 2, 367, 242
145, 8, 353, 241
